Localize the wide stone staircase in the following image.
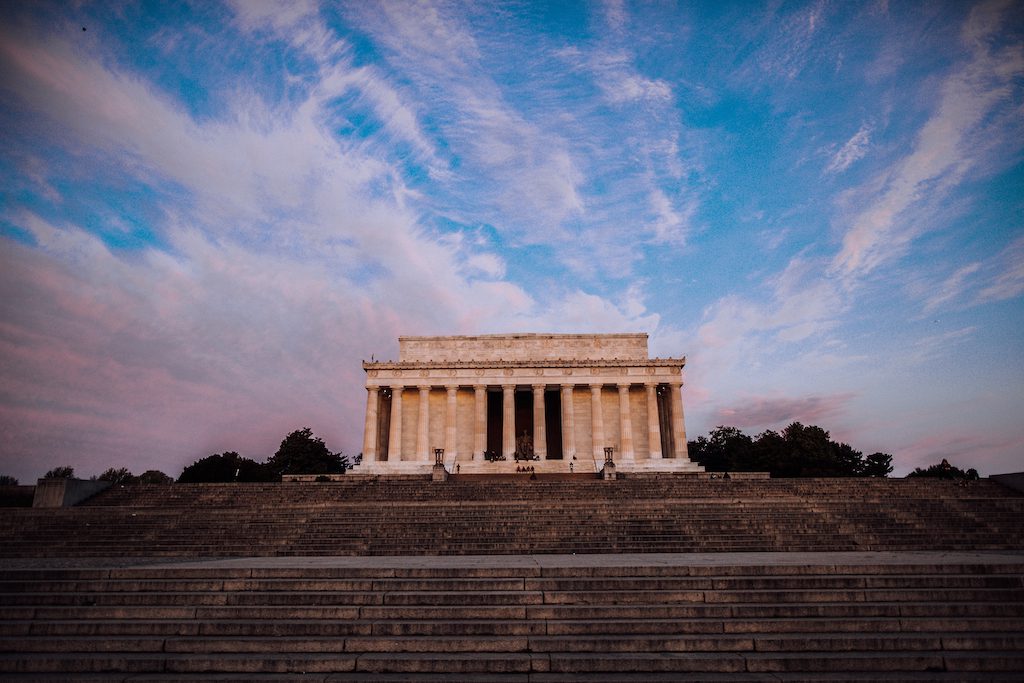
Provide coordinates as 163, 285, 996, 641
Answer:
0, 477, 1022, 557
1, 558, 1023, 680
1, 476, 1023, 679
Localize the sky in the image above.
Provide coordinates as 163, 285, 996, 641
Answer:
1, 0, 1022, 483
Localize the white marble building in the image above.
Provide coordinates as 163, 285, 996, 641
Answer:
354, 333, 702, 475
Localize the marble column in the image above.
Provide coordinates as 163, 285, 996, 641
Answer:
361, 387, 379, 463
669, 381, 689, 460
590, 384, 604, 460
416, 386, 430, 462
561, 385, 575, 460
445, 386, 458, 461
617, 384, 634, 462
502, 385, 515, 459
645, 383, 662, 460
532, 384, 547, 459
473, 385, 486, 461
389, 386, 404, 461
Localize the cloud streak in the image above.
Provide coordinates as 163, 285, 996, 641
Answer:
831, 0, 1024, 279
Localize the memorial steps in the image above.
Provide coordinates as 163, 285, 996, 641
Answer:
0, 478, 1022, 557
1, 561, 1023, 680
1, 477, 1022, 678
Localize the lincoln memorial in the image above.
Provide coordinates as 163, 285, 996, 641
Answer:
355, 333, 702, 475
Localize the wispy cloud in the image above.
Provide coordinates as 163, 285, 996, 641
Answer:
907, 326, 977, 364
831, 0, 1024, 279
710, 392, 856, 432
825, 123, 872, 174
923, 262, 983, 312
977, 235, 1024, 304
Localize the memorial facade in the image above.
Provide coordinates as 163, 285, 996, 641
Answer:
355, 333, 702, 475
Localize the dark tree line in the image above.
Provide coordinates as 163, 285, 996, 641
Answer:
178, 427, 353, 483
3, 428, 352, 486
906, 459, 979, 480
687, 423, 894, 477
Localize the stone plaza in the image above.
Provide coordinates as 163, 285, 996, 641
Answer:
355, 333, 703, 475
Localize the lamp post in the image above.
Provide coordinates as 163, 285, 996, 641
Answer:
604, 446, 615, 464
434, 448, 444, 466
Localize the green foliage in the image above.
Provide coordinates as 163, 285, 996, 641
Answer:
0, 475, 18, 486
907, 459, 979, 480
137, 470, 173, 485
686, 426, 753, 472
267, 428, 347, 476
176, 428, 350, 482
43, 466, 75, 480
98, 467, 134, 485
178, 452, 275, 483
688, 423, 894, 478
863, 452, 894, 477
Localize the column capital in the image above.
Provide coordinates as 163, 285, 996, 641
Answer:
366, 386, 379, 394
501, 383, 515, 391
616, 383, 631, 391
532, 383, 546, 391
668, 380, 683, 389
445, 385, 458, 393
417, 385, 431, 392
589, 383, 603, 391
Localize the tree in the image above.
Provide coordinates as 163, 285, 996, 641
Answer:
137, 470, 174, 485
689, 426, 755, 472
862, 452, 894, 478
43, 466, 75, 480
98, 467, 135, 486
907, 459, 979, 480
178, 452, 274, 483
267, 428, 346, 476
688, 422, 889, 478
0, 475, 18, 486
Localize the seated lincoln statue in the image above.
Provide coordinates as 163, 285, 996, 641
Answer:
515, 430, 537, 461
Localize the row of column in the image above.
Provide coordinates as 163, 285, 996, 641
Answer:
361, 382, 687, 464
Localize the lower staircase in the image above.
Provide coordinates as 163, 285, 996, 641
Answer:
2, 477, 1023, 678
1, 557, 1022, 680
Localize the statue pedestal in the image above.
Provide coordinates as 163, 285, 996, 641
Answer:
432, 464, 448, 482
601, 462, 617, 480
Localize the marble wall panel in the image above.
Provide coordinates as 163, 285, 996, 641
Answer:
601, 389, 619, 453
400, 389, 417, 460
572, 388, 592, 462
629, 386, 650, 458
429, 389, 444, 455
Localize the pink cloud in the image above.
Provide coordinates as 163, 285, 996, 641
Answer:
894, 430, 1024, 477
708, 393, 857, 433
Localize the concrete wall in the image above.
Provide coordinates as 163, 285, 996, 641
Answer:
32, 478, 111, 508
990, 472, 1024, 494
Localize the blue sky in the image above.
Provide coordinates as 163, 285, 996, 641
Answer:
1, 0, 1022, 482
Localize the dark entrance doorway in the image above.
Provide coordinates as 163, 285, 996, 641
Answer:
377, 390, 392, 461
486, 389, 502, 457
545, 389, 562, 458
514, 389, 532, 452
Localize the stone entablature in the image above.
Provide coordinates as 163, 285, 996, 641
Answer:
355, 333, 702, 476
362, 359, 685, 389
398, 333, 649, 363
